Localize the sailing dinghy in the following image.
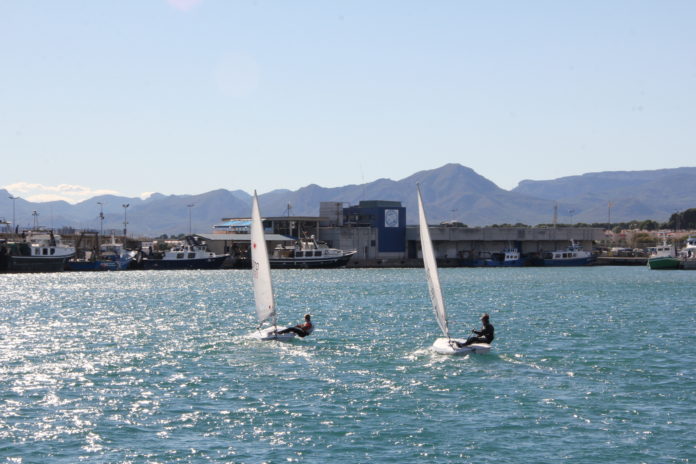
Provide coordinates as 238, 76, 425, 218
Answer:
417, 184, 491, 355
250, 191, 312, 341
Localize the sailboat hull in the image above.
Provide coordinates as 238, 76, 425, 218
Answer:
432, 338, 491, 355
251, 326, 298, 341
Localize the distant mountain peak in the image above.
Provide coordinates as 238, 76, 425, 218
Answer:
4, 164, 693, 234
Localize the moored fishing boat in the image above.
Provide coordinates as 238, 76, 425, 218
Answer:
0, 230, 75, 273
647, 235, 680, 270
269, 234, 356, 269
542, 240, 596, 266
67, 234, 135, 271
680, 236, 696, 270
140, 235, 229, 270
482, 248, 526, 267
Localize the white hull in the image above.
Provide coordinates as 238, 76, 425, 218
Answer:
251, 326, 297, 341
431, 337, 491, 355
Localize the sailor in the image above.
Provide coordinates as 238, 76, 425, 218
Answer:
277, 314, 313, 337
457, 313, 494, 347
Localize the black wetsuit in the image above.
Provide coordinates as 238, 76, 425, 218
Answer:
277, 323, 312, 337
461, 321, 494, 346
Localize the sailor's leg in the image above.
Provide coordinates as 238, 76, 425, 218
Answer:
279, 327, 305, 336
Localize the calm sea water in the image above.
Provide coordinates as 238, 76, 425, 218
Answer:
1, 267, 695, 463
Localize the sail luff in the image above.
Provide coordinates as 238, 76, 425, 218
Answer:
417, 184, 450, 338
251, 191, 276, 326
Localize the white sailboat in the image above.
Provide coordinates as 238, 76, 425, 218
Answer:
249, 191, 308, 341
417, 184, 491, 355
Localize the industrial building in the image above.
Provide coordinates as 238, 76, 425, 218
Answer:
196, 200, 604, 267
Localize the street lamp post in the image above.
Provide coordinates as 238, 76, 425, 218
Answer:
122, 204, 129, 240
32, 210, 39, 229
187, 204, 194, 235
97, 202, 104, 236
8, 195, 19, 233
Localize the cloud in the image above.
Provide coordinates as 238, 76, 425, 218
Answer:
166, 0, 203, 11
3, 182, 119, 204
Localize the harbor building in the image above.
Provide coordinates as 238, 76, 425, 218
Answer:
329, 200, 406, 262
197, 199, 604, 267
199, 215, 321, 263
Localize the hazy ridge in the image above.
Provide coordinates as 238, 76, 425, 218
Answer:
2, 164, 694, 236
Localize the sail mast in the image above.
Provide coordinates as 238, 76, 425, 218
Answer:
417, 183, 450, 339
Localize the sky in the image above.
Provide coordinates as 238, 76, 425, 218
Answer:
1, 0, 695, 204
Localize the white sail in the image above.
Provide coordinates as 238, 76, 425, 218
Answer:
251, 191, 276, 326
417, 184, 449, 339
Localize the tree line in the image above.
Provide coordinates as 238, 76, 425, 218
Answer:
486, 208, 696, 231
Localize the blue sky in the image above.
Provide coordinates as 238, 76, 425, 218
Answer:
1, 1, 694, 204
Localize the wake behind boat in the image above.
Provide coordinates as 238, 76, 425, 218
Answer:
417, 184, 491, 355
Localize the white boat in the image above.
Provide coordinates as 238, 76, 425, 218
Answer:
140, 236, 229, 270
100, 234, 137, 269
1, 230, 75, 273
417, 184, 490, 355
647, 234, 680, 270
679, 236, 696, 270
679, 235, 696, 258
542, 239, 596, 266
249, 191, 313, 341
67, 234, 135, 271
270, 235, 356, 268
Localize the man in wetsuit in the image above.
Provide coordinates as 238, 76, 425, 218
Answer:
277, 314, 313, 338
457, 313, 494, 347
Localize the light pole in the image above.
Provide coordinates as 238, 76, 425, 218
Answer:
97, 202, 104, 236
8, 195, 19, 233
32, 210, 39, 229
569, 209, 576, 225
187, 204, 194, 235
122, 204, 129, 239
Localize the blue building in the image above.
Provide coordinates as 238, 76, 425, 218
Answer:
342, 201, 406, 254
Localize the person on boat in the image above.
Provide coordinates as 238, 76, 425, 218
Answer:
456, 313, 494, 347
277, 314, 313, 337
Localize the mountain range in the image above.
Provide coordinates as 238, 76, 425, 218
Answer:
2, 164, 694, 236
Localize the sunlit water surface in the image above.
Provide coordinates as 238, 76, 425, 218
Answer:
1, 267, 695, 463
